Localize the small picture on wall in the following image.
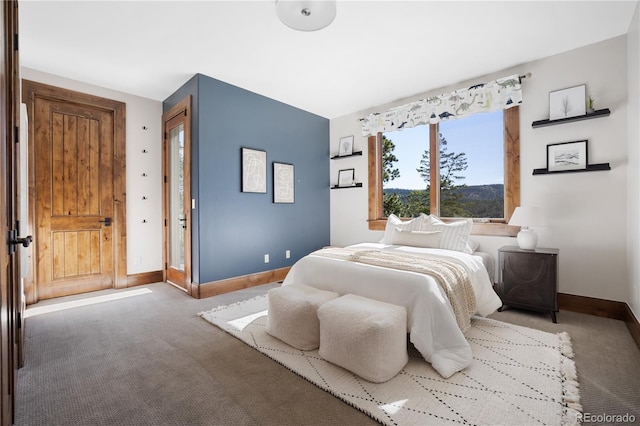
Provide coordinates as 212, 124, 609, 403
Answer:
338, 135, 354, 157
549, 85, 586, 120
547, 140, 588, 172
241, 147, 267, 193
338, 168, 355, 187
273, 162, 294, 203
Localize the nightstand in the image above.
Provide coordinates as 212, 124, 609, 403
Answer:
497, 246, 559, 323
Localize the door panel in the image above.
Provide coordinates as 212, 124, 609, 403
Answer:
23, 80, 127, 303
163, 96, 191, 292
27, 88, 120, 300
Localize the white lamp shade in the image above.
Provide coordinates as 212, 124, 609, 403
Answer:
508, 206, 544, 227
276, 0, 336, 31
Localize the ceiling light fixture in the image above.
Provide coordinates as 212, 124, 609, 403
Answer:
275, 0, 336, 32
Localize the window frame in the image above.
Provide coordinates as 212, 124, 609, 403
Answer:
368, 106, 520, 236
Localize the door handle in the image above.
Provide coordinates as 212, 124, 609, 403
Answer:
11, 235, 32, 248
99, 217, 112, 227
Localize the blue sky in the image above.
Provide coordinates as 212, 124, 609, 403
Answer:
383, 110, 504, 190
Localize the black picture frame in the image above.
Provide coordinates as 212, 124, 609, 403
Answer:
546, 140, 588, 172
273, 162, 294, 203
338, 135, 354, 157
337, 168, 355, 187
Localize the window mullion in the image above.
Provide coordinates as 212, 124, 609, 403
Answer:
429, 123, 439, 216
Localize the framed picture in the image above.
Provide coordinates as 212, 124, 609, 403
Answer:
549, 85, 586, 120
241, 147, 267, 193
338, 168, 355, 187
547, 140, 588, 172
273, 162, 294, 203
338, 135, 354, 157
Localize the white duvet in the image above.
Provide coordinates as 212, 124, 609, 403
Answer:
282, 242, 502, 378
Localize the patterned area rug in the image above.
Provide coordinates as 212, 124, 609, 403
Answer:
199, 296, 581, 426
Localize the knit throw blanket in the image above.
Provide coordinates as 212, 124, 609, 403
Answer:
312, 247, 476, 332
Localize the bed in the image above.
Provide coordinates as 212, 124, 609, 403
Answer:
281, 214, 503, 379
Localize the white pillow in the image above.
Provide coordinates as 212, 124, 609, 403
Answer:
466, 238, 480, 254
422, 214, 473, 253
379, 214, 423, 244
391, 229, 442, 248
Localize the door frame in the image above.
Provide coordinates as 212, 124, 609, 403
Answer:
162, 96, 192, 293
22, 80, 127, 304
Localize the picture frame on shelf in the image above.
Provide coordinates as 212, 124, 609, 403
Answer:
547, 140, 588, 172
549, 85, 586, 120
338, 135, 354, 157
273, 162, 294, 203
337, 168, 355, 187
241, 147, 267, 193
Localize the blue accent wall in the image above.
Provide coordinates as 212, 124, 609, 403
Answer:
164, 74, 329, 284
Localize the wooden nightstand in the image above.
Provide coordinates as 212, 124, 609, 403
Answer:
497, 246, 559, 323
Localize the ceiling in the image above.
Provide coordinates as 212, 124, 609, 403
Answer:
19, 1, 637, 119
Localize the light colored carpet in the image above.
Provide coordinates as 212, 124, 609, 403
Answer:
200, 295, 582, 426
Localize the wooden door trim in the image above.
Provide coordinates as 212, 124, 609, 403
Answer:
21, 80, 127, 304
162, 95, 191, 293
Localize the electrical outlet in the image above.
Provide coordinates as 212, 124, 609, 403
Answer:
285, 250, 291, 259
264, 254, 269, 263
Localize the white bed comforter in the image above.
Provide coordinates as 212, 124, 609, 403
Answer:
282, 243, 502, 378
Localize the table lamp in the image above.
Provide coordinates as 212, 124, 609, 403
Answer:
508, 206, 543, 250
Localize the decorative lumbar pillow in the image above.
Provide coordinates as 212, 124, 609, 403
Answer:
391, 228, 442, 248
379, 214, 424, 244
422, 214, 473, 252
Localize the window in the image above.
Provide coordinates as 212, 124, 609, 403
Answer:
368, 107, 520, 236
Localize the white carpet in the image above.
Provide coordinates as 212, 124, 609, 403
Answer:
199, 295, 582, 426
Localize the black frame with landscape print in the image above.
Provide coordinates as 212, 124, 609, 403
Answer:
546, 140, 588, 172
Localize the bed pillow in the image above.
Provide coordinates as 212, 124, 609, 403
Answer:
391, 229, 442, 248
379, 214, 424, 244
422, 214, 473, 253
466, 238, 480, 254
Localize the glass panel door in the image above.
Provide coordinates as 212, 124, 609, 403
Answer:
163, 95, 191, 291
169, 124, 185, 271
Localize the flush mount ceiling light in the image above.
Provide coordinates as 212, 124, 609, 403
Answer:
275, 0, 337, 32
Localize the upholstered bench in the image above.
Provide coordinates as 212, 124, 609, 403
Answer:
266, 284, 339, 351
317, 294, 408, 383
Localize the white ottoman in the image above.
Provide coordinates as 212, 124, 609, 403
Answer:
317, 294, 408, 383
266, 284, 339, 351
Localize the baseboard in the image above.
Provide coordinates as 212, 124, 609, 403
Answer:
191, 267, 291, 299
127, 270, 164, 287
558, 292, 640, 350
558, 293, 627, 320
625, 304, 640, 350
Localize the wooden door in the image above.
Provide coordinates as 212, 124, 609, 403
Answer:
23, 81, 127, 302
1, 1, 21, 424
163, 96, 191, 292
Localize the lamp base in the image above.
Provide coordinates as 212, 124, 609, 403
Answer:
517, 229, 538, 250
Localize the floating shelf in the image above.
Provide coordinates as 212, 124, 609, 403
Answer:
531, 108, 610, 128
330, 151, 363, 159
331, 183, 363, 189
533, 163, 611, 175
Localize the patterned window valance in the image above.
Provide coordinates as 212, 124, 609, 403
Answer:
361, 74, 523, 137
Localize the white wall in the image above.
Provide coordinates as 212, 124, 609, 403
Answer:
330, 35, 629, 302
21, 68, 164, 275
627, 2, 640, 318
